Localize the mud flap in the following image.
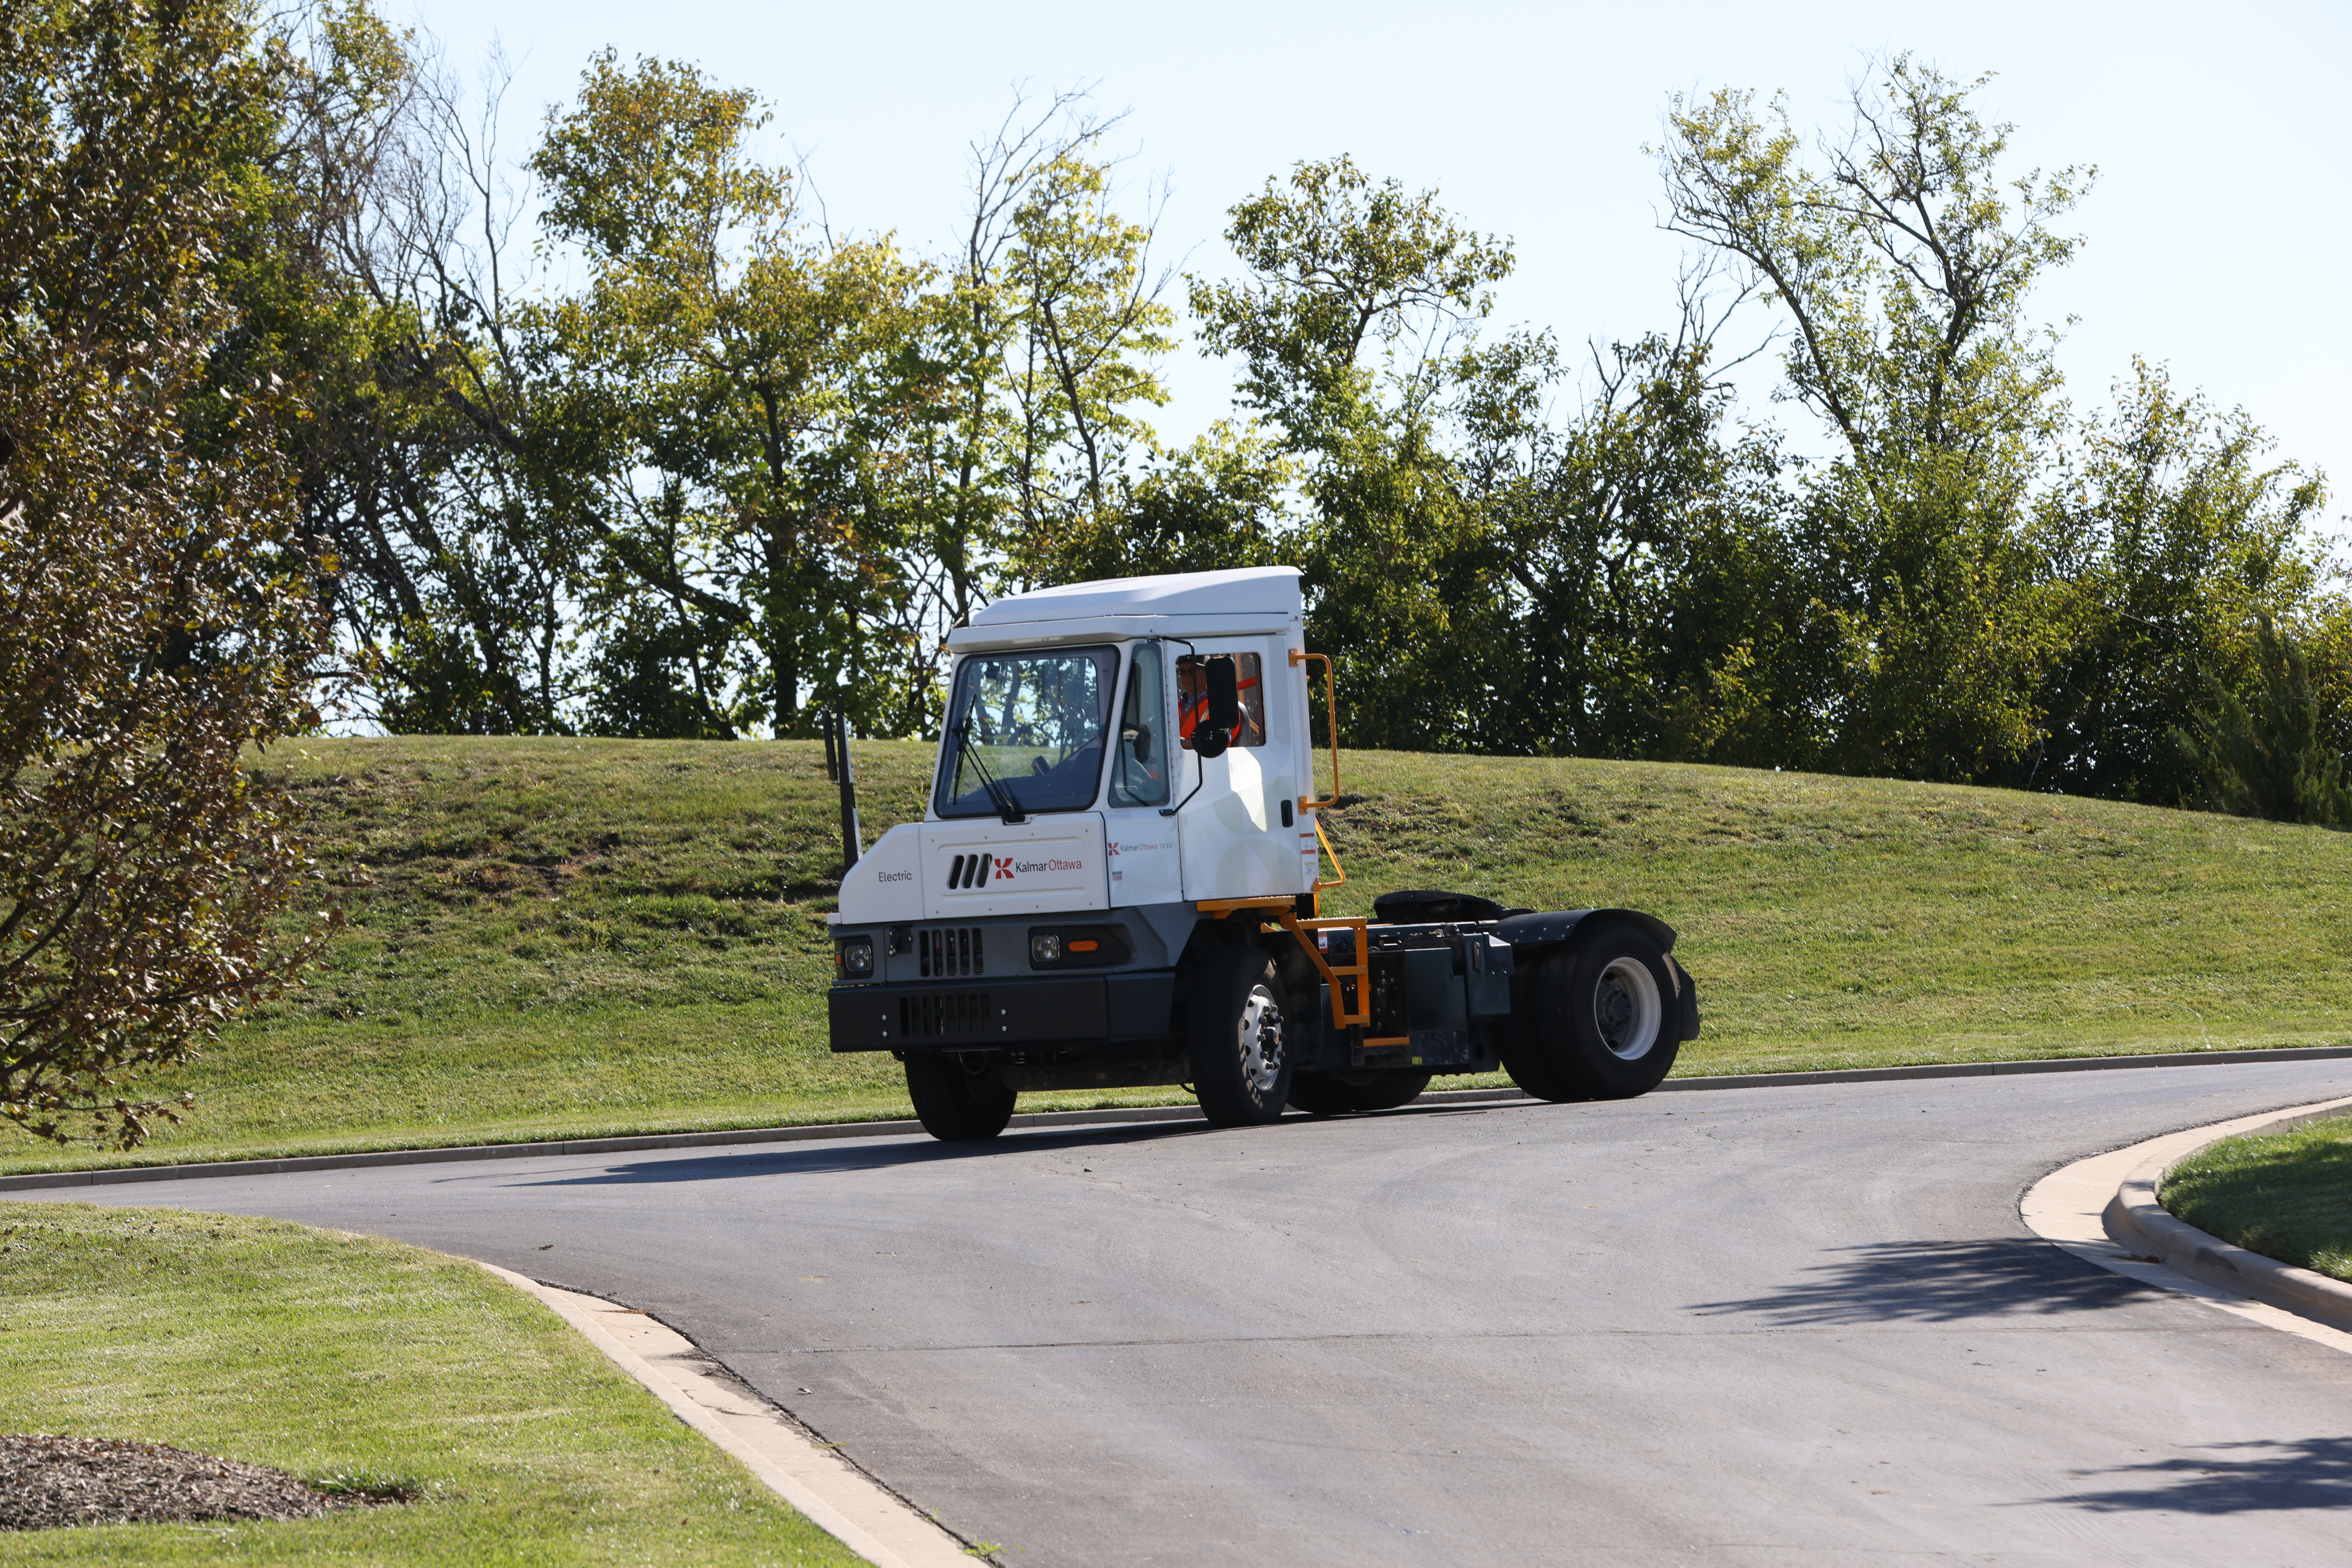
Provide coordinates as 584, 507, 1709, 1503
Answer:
1675, 959, 1703, 1041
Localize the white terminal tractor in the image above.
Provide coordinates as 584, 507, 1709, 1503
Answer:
827, 565, 1701, 1140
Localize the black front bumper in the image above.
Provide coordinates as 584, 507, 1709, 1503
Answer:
828, 971, 1178, 1053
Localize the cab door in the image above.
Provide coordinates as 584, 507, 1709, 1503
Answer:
1101, 640, 1182, 907
1174, 636, 1306, 901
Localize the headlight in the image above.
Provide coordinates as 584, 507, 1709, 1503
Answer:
1030, 933, 1063, 967
835, 937, 875, 978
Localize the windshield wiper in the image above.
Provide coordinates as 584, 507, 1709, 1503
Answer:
952, 721, 1026, 825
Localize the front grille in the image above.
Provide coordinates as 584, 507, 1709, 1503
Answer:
900, 992, 992, 1039
918, 926, 985, 978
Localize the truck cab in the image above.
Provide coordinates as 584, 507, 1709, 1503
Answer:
827, 566, 1700, 1140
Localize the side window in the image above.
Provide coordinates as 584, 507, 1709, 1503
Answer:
1109, 643, 1170, 807
1178, 652, 1266, 749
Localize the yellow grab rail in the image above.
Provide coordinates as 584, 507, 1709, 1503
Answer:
1290, 649, 1342, 811
1311, 816, 1346, 894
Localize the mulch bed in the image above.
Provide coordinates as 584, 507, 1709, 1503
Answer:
0, 1434, 398, 1532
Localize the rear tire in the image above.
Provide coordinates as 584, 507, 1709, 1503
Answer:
1286, 1069, 1432, 1116
1502, 923, 1680, 1103
905, 1054, 1016, 1141
1188, 945, 1294, 1127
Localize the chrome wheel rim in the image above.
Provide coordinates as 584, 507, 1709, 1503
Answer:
1594, 957, 1662, 1060
1238, 983, 1285, 1092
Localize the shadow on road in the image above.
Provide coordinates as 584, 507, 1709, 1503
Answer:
507, 1118, 1226, 1187
499, 1097, 1530, 1189
1686, 1238, 2155, 1323
2039, 1437, 2352, 1513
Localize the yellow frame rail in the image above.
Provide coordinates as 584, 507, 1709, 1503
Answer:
1193, 895, 1376, 1034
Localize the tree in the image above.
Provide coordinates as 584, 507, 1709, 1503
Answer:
1658, 55, 2094, 781
911, 95, 1198, 644
1462, 308, 1801, 764
2174, 619, 2352, 828
532, 52, 941, 738
1191, 155, 1513, 748
0, 0, 335, 1147
996, 148, 1177, 581
2033, 362, 2329, 801
198, 4, 588, 735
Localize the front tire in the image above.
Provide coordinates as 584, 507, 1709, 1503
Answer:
1287, 1069, 1432, 1116
1503, 923, 1680, 1103
905, 1054, 1017, 1141
1188, 945, 1294, 1127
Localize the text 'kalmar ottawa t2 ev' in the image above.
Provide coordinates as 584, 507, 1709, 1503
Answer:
827, 566, 1702, 1141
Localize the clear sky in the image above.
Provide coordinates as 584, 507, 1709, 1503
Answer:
400, 0, 2349, 538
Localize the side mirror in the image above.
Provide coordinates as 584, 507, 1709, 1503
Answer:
1193, 724, 1229, 759
1205, 657, 1241, 731
1124, 724, 1153, 763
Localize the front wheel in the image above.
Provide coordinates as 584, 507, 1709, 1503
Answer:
1287, 1069, 1432, 1116
1502, 923, 1681, 1103
1188, 945, 1294, 1127
905, 1054, 1017, 1141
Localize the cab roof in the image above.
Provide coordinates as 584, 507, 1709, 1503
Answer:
946, 566, 1304, 650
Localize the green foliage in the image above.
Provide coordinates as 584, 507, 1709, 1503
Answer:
1024, 419, 1293, 585
1456, 324, 1800, 763
30, 9, 2352, 811
226, 5, 586, 735
916, 101, 1195, 650
2163, 1118, 2352, 1283
1660, 56, 2089, 470
534, 51, 942, 741
1190, 155, 1516, 749
2036, 362, 2332, 801
0, 0, 335, 1148
997, 149, 1178, 543
0, 1202, 863, 1562
1657, 55, 2095, 783
1192, 154, 1512, 444
2174, 618, 2352, 828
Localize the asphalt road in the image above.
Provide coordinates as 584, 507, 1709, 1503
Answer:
31, 1060, 2352, 1566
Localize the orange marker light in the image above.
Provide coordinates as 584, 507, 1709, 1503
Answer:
1069, 939, 1099, 952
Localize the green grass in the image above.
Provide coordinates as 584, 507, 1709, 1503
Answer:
0, 1201, 862, 1564
2162, 1117, 2352, 1283
4, 735, 2349, 1175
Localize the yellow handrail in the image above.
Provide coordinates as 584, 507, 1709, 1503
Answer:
1290, 649, 1342, 811
1311, 816, 1346, 894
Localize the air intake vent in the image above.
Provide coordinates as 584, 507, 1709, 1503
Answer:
900, 992, 993, 1039
918, 927, 985, 978
944, 852, 999, 890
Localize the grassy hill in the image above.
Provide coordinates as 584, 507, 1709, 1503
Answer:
5, 735, 2348, 1174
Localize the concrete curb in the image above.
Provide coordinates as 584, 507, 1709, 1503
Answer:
2100, 1100, 2352, 1335
3, 1042, 2347, 1193
479, 1261, 974, 1568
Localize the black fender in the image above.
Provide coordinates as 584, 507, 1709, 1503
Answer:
1495, 907, 1677, 954
1498, 908, 1700, 1042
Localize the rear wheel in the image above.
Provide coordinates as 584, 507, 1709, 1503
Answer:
1502, 923, 1680, 1103
1286, 1069, 1432, 1116
1188, 945, 1294, 1127
904, 1054, 1017, 1141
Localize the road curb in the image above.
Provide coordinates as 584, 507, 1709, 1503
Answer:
479, 1261, 974, 1568
3, 1042, 2348, 1193
2100, 1100, 2352, 1335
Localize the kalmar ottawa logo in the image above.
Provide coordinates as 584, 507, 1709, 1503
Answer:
993, 856, 1013, 882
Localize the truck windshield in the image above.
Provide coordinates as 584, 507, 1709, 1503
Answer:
936, 646, 1119, 818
